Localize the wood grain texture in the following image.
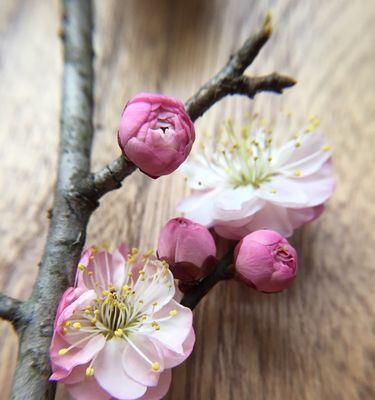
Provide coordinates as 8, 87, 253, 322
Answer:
1, 0, 374, 399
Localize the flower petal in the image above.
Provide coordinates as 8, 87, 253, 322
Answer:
94, 339, 147, 400
145, 301, 193, 354
51, 334, 105, 374
138, 369, 172, 400
122, 334, 164, 386
67, 376, 111, 400
160, 327, 195, 368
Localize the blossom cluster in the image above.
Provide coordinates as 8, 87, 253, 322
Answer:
51, 93, 334, 399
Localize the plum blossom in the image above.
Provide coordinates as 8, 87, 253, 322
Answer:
234, 230, 298, 292
50, 245, 194, 400
178, 115, 335, 239
118, 93, 195, 178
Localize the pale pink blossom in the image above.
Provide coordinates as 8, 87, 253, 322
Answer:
118, 93, 195, 178
234, 230, 298, 292
50, 245, 194, 400
178, 116, 335, 239
157, 217, 217, 282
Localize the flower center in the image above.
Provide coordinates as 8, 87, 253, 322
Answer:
219, 121, 276, 188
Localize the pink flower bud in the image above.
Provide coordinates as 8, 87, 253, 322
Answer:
234, 230, 298, 293
118, 93, 195, 178
158, 217, 217, 282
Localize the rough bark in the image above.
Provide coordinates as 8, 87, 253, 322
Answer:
0, 3, 295, 399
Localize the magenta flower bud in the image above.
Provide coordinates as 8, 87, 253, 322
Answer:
158, 217, 217, 282
234, 230, 298, 293
118, 92, 195, 178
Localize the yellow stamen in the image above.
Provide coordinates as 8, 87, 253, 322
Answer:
322, 145, 331, 151
293, 170, 301, 177
114, 328, 123, 337
151, 362, 160, 371
131, 248, 139, 255
85, 367, 94, 377
58, 348, 68, 355
72, 322, 81, 330
169, 310, 178, 316
78, 263, 86, 271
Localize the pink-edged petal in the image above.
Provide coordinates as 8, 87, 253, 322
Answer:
214, 223, 252, 240
55, 290, 97, 330
134, 264, 175, 314
51, 333, 106, 374
213, 189, 265, 221
241, 203, 295, 238
145, 301, 193, 354
54, 287, 84, 328
177, 190, 220, 227
286, 205, 324, 229
94, 339, 147, 400
274, 131, 329, 174
160, 327, 195, 368
67, 376, 111, 400
288, 161, 335, 206
122, 334, 164, 386
138, 369, 172, 400
259, 176, 309, 207
179, 155, 221, 189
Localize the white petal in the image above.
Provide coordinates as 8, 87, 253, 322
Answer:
177, 189, 221, 226
213, 187, 265, 221
122, 334, 163, 386
144, 301, 193, 354
94, 339, 147, 400
259, 176, 309, 207
241, 203, 295, 237
275, 132, 331, 176
134, 263, 175, 314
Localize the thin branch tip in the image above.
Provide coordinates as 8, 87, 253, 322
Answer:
262, 11, 273, 35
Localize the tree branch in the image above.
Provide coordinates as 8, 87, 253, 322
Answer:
88, 13, 295, 199
0, 293, 23, 328
181, 250, 234, 310
11, 1, 95, 399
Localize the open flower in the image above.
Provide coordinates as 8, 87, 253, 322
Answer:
157, 217, 217, 283
118, 93, 195, 178
50, 245, 194, 400
178, 115, 335, 239
234, 230, 298, 292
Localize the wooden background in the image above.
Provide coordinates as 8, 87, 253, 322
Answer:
0, 0, 374, 399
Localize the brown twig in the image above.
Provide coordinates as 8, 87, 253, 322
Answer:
181, 250, 234, 310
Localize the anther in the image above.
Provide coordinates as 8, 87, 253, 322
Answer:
114, 328, 124, 337
72, 322, 81, 330
58, 348, 68, 355
151, 362, 160, 371
85, 367, 94, 377
293, 170, 301, 177
322, 145, 331, 151
169, 310, 178, 316
78, 263, 86, 271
